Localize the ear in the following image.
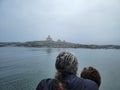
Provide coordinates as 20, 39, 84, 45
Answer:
74, 66, 78, 74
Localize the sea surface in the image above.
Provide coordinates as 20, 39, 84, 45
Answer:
0, 47, 120, 90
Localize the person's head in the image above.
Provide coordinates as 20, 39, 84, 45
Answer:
81, 66, 101, 87
55, 51, 78, 74
54, 51, 78, 90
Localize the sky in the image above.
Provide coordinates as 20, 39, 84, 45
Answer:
0, 0, 120, 45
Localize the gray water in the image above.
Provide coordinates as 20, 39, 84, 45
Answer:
0, 47, 120, 90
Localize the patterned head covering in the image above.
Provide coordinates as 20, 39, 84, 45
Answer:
55, 51, 78, 74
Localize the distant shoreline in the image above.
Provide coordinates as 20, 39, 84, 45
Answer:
0, 40, 120, 49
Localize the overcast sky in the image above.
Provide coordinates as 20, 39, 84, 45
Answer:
0, 0, 120, 44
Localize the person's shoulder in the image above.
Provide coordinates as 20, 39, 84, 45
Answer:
70, 76, 98, 90
39, 78, 53, 85
42, 78, 53, 83
83, 78, 99, 90
36, 78, 53, 90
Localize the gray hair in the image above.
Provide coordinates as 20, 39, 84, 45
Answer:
55, 51, 78, 74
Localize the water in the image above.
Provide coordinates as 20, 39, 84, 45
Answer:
0, 47, 120, 90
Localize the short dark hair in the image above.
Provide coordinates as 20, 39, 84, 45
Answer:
81, 66, 101, 87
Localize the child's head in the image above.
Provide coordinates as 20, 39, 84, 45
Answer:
81, 66, 101, 87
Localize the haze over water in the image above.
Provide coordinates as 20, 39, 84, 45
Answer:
0, 0, 120, 44
0, 0, 120, 90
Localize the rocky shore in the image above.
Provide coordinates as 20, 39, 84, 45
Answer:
0, 41, 120, 49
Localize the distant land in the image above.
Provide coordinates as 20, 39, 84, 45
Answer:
0, 35, 120, 49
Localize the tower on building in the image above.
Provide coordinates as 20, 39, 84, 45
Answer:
46, 35, 53, 41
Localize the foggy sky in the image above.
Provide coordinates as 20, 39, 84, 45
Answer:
0, 0, 120, 44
